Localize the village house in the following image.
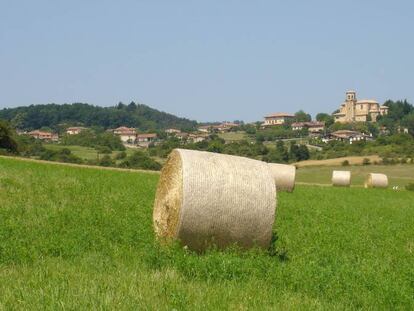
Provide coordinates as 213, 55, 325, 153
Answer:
188, 133, 208, 143
165, 128, 181, 134
333, 90, 389, 123
197, 122, 240, 134
197, 125, 211, 133
263, 113, 295, 126
175, 132, 189, 140
113, 126, 137, 143
323, 130, 373, 144
136, 133, 157, 147
291, 121, 325, 133
220, 122, 240, 131
66, 126, 86, 135
28, 130, 59, 142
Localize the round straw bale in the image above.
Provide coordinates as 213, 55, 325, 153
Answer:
153, 149, 276, 251
332, 170, 351, 187
267, 163, 296, 192
365, 173, 388, 188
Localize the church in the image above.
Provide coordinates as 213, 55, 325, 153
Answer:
333, 91, 388, 123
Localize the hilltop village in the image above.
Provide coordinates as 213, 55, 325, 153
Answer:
16, 90, 405, 147
1, 90, 413, 169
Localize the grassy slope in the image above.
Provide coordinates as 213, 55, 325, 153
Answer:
0, 157, 413, 310
44, 144, 136, 160
218, 131, 250, 142
296, 164, 414, 187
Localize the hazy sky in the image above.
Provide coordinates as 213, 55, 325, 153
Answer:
1, 1, 413, 122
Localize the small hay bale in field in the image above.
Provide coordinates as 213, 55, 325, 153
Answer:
267, 163, 296, 192
365, 173, 388, 189
332, 170, 351, 187
153, 149, 276, 252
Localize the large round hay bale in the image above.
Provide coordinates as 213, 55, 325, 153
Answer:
365, 173, 388, 188
153, 149, 276, 251
332, 170, 351, 187
267, 163, 296, 192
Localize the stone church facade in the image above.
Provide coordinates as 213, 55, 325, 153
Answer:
333, 91, 388, 123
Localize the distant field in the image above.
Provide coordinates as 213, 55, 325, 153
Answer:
295, 155, 382, 167
0, 157, 413, 309
218, 131, 250, 142
296, 164, 414, 187
44, 144, 137, 160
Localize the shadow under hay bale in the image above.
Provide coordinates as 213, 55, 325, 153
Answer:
365, 173, 388, 189
267, 163, 296, 192
153, 149, 276, 252
332, 170, 351, 187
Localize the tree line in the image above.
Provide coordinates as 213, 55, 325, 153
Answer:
0, 102, 197, 132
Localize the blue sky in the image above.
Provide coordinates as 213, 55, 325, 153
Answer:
1, 1, 413, 122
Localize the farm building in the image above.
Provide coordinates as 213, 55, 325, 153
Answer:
263, 113, 295, 126
136, 133, 157, 147
28, 130, 59, 142
291, 121, 325, 133
66, 127, 87, 135
113, 127, 137, 143
188, 133, 208, 143
323, 130, 373, 144
165, 128, 181, 134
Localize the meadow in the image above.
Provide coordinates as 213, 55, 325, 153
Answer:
43, 144, 136, 160
0, 157, 413, 309
296, 164, 414, 188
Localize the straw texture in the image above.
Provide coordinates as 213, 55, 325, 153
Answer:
365, 173, 388, 188
153, 149, 277, 251
267, 163, 296, 192
332, 170, 351, 187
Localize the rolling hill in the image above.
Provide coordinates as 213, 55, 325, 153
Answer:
0, 102, 197, 131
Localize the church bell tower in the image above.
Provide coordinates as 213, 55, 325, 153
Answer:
345, 90, 357, 122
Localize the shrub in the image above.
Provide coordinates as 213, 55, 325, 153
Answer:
96, 146, 112, 154
39, 148, 83, 164
99, 155, 114, 167
342, 160, 350, 166
362, 158, 371, 165
115, 151, 127, 160
119, 151, 162, 170
405, 183, 414, 191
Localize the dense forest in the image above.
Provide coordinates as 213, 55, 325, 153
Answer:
0, 102, 197, 132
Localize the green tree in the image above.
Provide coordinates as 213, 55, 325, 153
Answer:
316, 113, 334, 127
0, 120, 19, 153
294, 110, 312, 122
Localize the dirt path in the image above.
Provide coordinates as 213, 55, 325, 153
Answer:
295, 155, 381, 167
0, 155, 160, 175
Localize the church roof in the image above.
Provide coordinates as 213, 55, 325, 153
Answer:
356, 99, 378, 104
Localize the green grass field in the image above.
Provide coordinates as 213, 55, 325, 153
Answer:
296, 164, 414, 187
0, 157, 413, 309
218, 131, 251, 142
44, 144, 136, 161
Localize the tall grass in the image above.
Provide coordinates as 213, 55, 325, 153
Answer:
0, 157, 413, 309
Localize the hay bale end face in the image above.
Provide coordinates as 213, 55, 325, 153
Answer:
153, 149, 277, 252
332, 170, 351, 187
267, 163, 296, 192
365, 173, 388, 188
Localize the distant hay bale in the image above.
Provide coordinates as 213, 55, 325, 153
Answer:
153, 149, 276, 252
267, 163, 296, 192
365, 173, 388, 189
332, 170, 351, 187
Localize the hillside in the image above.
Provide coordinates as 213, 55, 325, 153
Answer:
0, 102, 197, 131
0, 157, 413, 309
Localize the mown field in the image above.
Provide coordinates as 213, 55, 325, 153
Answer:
43, 144, 136, 160
296, 164, 414, 187
0, 157, 413, 309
